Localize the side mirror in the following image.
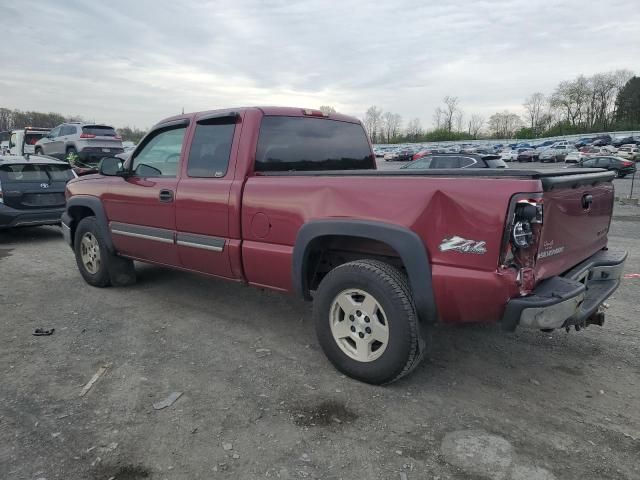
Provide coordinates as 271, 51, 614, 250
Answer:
99, 157, 125, 176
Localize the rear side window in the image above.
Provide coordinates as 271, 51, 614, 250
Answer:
485, 159, 507, 168
187, 120, 235, 178
255, 116, 374, 172
82, 126, 117, 137
61, 125, 76, 136
0, 164, 74, 182
25, 132, 47, 145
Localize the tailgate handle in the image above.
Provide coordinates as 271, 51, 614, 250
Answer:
159, 189, 174, 203
581, 194, 593, 210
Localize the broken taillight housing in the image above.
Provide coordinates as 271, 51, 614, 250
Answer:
500, 193, 543, 268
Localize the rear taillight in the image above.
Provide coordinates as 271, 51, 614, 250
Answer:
500, 193, 543, 268
0, 178, 3, 203
622, 161, 633, 166
80, 133, 96, 138
114, 135, 122, 140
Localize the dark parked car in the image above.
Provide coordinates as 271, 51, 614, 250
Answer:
591, 135, 612, 147
612, 136, 640, 147
402, 153, 507, 169
517, 149, 538, 162
574, 137, 595, 148
573, 156, 636, 178
0, 155, 75, 229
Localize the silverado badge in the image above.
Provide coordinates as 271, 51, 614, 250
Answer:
439, 236, 487, 255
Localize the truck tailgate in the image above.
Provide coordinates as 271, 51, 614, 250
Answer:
536, 171, 615, 280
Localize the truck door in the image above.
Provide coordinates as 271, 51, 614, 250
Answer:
175, 113, 239, 278
101, 120, 188, 266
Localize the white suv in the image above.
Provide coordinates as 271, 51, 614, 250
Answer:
34, 122, 124, 165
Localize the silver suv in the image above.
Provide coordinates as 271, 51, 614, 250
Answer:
34, 122, 124, 165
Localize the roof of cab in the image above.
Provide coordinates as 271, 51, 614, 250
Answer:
154, 106, 362, 129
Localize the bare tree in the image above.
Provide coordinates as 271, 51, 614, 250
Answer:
468, 114, 484, 138
488, 111, 522, 138
391, 113, 402, 139
454, 111, 464, 132
364, 106, 383, 143
381, 111, 402, 143
432, 107, 444, 129
406, 117, 423, 140
523, 92, 546, 132
443, 96, 459, 132
318, 105, 336, 114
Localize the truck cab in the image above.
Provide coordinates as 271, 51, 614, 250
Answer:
9, 127, 50, 156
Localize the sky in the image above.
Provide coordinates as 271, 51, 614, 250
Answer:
1, 0, 639, 130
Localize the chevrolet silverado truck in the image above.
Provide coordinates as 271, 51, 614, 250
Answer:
61, 107, 627, 384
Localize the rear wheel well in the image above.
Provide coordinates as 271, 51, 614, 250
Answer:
304, 235, 405, 293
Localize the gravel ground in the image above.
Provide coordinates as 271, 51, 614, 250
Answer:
1, 163, 639, 480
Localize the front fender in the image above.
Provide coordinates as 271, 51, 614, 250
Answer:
64, 195, 114, 252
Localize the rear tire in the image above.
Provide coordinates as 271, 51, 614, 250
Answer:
313, 259, 427, 385
35, 147, 43, 155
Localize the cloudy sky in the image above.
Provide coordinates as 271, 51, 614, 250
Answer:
1, 0, 638, 130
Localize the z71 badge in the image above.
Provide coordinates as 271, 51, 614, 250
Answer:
439, 236, 487, 255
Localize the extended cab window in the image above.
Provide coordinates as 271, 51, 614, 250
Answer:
255, 116, 374, 172
132, 127, 186, 177
187, 120, 235, 178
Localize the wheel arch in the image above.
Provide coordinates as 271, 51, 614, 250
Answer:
63, 195, 113, 251
293, 219, 437, 323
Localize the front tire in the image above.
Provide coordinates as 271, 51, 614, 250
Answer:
74, 217, 136, 287
313, 259, 426, 384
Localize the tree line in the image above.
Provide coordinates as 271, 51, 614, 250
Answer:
0, 107, 147, 142
358, 69, 639, 143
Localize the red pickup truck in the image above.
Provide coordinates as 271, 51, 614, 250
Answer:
62, 107, 627, 384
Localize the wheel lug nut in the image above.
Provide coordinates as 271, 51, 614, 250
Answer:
350, 326, 356, 332
364, 316, 370, 323
356, 310, 362, 316
365, 327, 371, 334
358, 332, 364, 338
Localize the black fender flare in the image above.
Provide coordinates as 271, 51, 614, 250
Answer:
292, 219, 437, 323
64, 195, 114, 251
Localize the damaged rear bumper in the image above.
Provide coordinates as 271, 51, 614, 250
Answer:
501, 249, 627, 331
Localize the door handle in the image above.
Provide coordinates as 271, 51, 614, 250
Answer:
159, 189, 174, 203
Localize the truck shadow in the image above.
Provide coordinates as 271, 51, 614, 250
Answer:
0, 226, 63, 245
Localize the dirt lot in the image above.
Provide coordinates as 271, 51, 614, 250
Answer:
1, 167, 639, 479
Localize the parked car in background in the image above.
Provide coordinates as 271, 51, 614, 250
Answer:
564, 150, 584, 164
572, 156, 636, 178
517, 149, 538, 162
550, 140, 571, 149
547, 145, 575, 162
535, 140, 555, 150
0, 154, 76, 229
402, 153, 507, 169
35, 122, 124, 164
8, 127, 50, 156
617, 145, 640, 161
501, 149, 518, 162
539, 148, 561, 163
580, 146, 613, 157
383, 150, 399, 161
611, 136, 637, 147
592, 135, 612, 146
393, 149, 414, 161
574, 137, 595, 148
